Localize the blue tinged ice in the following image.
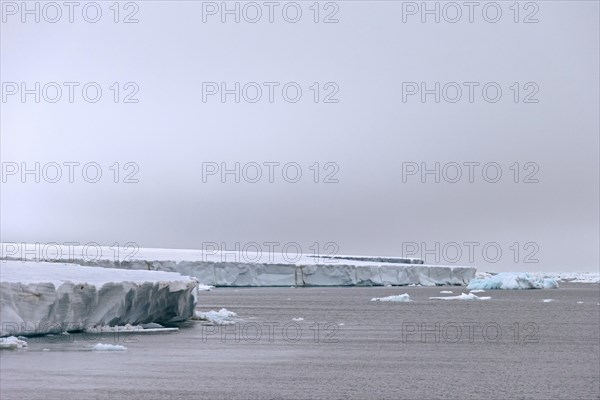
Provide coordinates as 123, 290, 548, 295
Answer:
467, 273, 559, 290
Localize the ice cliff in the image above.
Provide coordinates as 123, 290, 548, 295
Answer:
0, 261, 198, 337
1, 245, 476, 287
467, 272, 559, 290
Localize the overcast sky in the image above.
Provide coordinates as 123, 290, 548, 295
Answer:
1, 1, 598, 272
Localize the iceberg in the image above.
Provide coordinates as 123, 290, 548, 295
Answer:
1, 244, 476, 287
0, 261, 198, 337
467, 272, 559, 290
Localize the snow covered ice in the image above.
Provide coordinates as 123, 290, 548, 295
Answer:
535, 272, 599, 284
0, 261, 199, 337
371, 293, 412, 302
1, 244, 476, 287
467, 272, 559, 290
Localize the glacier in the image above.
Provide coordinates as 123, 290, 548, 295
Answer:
0, 261, 198, 337
467, 272, 559, 290
1, 245, 476, 287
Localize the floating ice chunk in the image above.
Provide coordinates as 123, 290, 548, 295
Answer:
467, 273, 559, 290
0, 336, 27, 350
440, 290, 453, 294
542, 299, 554, 303
292, 317, 304, 322
577, 301, 584, 304
371, 293, 412, 302
430, 293, 491, 301
198, 284, 214, 291
469, 289, 486, 293
195, 308, 238, 325
92, 343, 127, 351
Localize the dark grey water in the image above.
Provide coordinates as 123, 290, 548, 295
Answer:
1, 284, 599, 400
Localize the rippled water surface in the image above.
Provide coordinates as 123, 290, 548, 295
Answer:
1, 284, 599, 399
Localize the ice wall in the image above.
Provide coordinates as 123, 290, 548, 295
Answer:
0, 261, 198, 337
1, 245, 476, 287
467, 272, 559, 290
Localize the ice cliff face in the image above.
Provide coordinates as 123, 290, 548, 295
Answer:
1, 245, 476, 287
467, 272, 559, 290
0, 261, 198, 337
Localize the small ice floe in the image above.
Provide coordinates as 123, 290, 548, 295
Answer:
339, 323, 345, 326
542, 299, 554, 303
440, 290, 453, 294
430, 293, 491, 301
577, 301, 584, 304
469, 289, 486, 293
194, 308, 238, 325
198, 284, 214, 292
92, 343, 127, 351
292, 317, 304, 322
371, 293, 412, 302
0, 336, 28, 350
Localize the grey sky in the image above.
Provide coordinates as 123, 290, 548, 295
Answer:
1, 1, 598, 272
